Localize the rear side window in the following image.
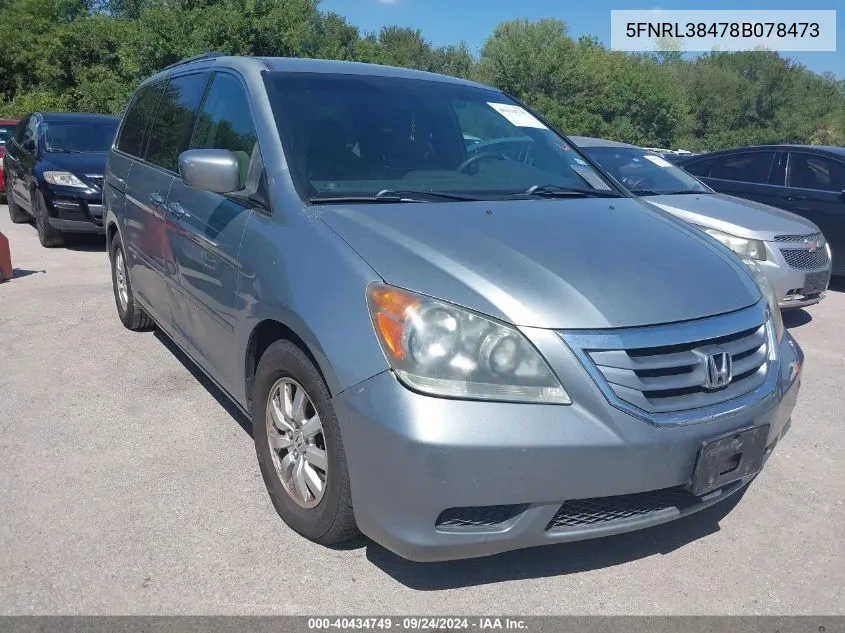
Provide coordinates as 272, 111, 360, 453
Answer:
145, 72, 208, 172
787, 152, 845, 192
190, 72, 258, 188
708, 152, 776, 184
117, 82, 165, 157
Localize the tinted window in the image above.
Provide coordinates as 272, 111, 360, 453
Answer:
43, 121, 118, 153
787, 152, 845, 192
116, 82, 165, 157
708, 152, 775, 184
264, 72, 615, 200
680, 157, 713, 177
190, 73, 258, 188
145, 73, 208, 172
582, 147, 709, 195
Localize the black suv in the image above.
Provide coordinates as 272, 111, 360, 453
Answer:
677, 145, 845, 276
3, 112, 119, 247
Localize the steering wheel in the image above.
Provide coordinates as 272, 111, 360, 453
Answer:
457, 151, 508, 174
624, 176, 649, 191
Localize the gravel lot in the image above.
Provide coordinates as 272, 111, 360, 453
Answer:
1, 206, 843, 615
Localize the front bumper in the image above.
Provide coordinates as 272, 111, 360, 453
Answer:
333, 330, 803, 562
758, 243, 831, 309
42, 184, 105, 234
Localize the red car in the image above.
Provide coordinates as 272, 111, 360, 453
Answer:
0, 119, 19, 202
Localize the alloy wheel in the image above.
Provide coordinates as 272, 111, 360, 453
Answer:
114, 249, 129, 311
266, 378, 328, 509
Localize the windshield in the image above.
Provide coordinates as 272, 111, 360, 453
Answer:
42, 121, 118, 153
264, 72, 617, 201
580, 146, 710, 195
0, 125, 14, 145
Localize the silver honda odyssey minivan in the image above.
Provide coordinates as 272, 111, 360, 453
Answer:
104, 54, 804, 562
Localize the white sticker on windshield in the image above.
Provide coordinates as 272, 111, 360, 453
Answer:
643, 154, 673, 168
487, 102, 548, 129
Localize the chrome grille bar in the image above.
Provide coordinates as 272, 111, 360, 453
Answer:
559, 301, 776, 425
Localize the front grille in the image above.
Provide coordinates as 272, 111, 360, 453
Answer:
780, 247, 830, 270
546, 486, 701, 531
87, 175, 104, 189
561, 303, 771, 417
436, 504, 529, 530
774, 232, 822, 242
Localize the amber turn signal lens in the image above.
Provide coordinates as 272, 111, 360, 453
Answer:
369, 286, 421, 362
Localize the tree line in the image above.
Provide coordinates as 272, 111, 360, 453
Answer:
1, 0, 844, 151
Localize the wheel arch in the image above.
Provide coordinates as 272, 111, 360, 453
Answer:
243, 318, 338, 410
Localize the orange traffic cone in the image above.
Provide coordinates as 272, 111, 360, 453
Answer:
0, 231, 11, 282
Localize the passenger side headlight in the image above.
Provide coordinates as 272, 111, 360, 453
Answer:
367, 284, 570, 404
43, 171, 87, 188
743, 258, 784, 344
696, 225, 767, 261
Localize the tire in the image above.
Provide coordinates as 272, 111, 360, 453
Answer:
32, 188, 64, 247
109, 235, 154, 331
252, 340, 358, 546
6, 184, 28, 223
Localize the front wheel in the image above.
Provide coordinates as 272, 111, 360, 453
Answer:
252, 340, 358, 545
32, 189, 64, 247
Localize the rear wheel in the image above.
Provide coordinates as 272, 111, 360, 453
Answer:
252, 340, 358, 545
32, 188, 64, 247
109, 234, 153, 330
6, 184, 28, 223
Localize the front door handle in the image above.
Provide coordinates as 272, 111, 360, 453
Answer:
783, 194, 806, 201
149, 192, 165, 206
167, 201, 190, 219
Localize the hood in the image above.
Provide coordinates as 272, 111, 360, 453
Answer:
320, 197, 761, 330
38, 151, 108, 176
645, 192, 819, 241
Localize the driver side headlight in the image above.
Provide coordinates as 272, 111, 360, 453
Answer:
695, 225, 767, 261
367, 284, 570, 404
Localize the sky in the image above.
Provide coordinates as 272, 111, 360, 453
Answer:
320, 0, 844, 78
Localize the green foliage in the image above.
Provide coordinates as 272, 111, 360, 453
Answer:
0, 3, 842, 151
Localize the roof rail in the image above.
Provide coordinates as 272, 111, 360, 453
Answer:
162, 52, 225, 71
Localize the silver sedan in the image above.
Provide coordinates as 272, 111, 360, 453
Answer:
574, 136, 832, 309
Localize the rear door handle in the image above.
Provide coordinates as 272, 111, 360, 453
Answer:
783, 195, 806, 201
149, 192, 165, 206
167, 201, 190, 219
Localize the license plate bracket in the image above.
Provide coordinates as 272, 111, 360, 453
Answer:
690, 425, 769, 496
803, 270, 828, 296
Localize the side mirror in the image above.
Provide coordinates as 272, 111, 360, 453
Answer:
178, 149, 241, 194
22, 139, 35, 152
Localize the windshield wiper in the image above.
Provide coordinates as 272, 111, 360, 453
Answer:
47, 148, 84, 154
637, 189, 710, 196
309, 189, 482, 204
523, 184, 621, 198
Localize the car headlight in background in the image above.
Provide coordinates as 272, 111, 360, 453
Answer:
367, 283, 570, 404
743, 258, 784, 346
695, 226, 767, 261
43, 171, 87, 187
